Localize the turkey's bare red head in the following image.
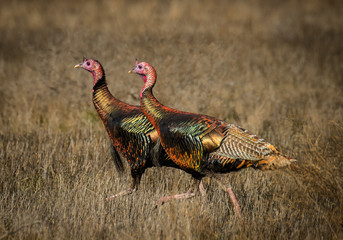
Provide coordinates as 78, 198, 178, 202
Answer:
74, 58, 104, 85
129, 60, 157, 98
128, 60, 150, 82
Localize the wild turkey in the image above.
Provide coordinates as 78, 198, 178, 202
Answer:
129, 60, 296, 217
74, 58, 173, 200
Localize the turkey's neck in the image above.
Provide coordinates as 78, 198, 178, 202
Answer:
140, 73, 165, 126
92, 73, 120, 120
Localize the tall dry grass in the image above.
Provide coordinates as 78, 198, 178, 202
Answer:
0, 0, 342, 239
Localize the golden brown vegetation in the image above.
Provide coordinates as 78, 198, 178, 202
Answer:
1, 0, 342, 239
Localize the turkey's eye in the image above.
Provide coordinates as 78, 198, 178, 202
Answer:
86, 61, 90, 66
138, 65, 142, 69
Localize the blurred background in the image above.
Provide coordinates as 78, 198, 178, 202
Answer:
1, 0, 342, 239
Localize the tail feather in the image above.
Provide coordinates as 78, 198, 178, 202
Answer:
253, 154, 296, 170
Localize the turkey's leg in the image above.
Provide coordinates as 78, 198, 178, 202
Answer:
199, 179, 206, 197
106, 173, 142, 201
213, 177, 242, 219
154, 178, 205, 206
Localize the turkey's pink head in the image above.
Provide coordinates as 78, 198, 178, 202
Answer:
128, 60, 150, 82
129, 60, 157, 98
75, 58, 104, 85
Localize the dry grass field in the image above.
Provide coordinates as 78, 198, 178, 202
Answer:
1, 0, 342, 239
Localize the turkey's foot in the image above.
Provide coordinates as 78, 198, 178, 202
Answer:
154, 178, 205, 206
154, 191, 196, 206
106, 188, 134, 201
106, 174, 141, 201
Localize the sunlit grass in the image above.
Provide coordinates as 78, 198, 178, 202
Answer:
0, 0, 342, 239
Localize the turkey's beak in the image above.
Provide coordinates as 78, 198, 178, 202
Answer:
128, 59, 139, 73
74, 63, 82, 68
